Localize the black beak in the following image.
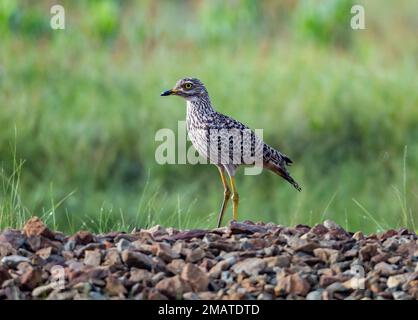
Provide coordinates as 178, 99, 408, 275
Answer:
161, 89, 175, 96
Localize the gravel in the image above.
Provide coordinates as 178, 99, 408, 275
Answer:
0, 216, 417, 300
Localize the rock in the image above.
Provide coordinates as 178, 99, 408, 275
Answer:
209, 240, 239, 252
392, 291, 413, 300
275, 273, 310, 296
326, 282, 350, 294
1, 255, 30, 268
183, 292, 200, 300
0, 267, 11, 286
231, 258, 266, 276
154, 242, 179, 263
374, 262, 399, 276
387, 256, 402, 264
342, 277, 366, 290
186, 247, 206, 263
36, 247, 53, 260
319, 275, 351, 287
116, 239, 132, 253
310, 224, 328, 235
20, 268, 42, 289
32, 284, 55, 298
173, 230, 208, 240
74, 243, 105, 257
151, 272, 166, 285
129, 268, 152, 283
0, 242, 16, 257
89, 291, 107, 300
103, 249, 122, 268
84, 250, 102, 267
198, 291, 216, 299
181, 263, 209, 291
121, 250, 153, 270
105, 276, 127, 296
47, 289, 77, 300
230, 221, 267, 234
26, 235, 59, 252
70, 231, 95, 245
155, 275, 192, 299
323, 220, 342, 230
146, 225, 167, 237
63, 239, 76, 252
143, 289, 167, 300
23, 217, 55, 239
352, 231, 364, 241
264, 255, 290, 268
387, 274, 409, 289
288, 237, 319, 253
359, 244, 378, 261
306, 290, 323, 300
379, 229, 398, 240
209, 257, 236, 278
314, 248, 340, 264
166, 259, 186, 275
0, 229, 25, 249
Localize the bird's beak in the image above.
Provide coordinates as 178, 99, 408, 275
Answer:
160, 89, 177, 96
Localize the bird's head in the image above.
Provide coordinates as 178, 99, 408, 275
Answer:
161, 77, 208, 101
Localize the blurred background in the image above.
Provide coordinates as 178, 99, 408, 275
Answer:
0, 0, 417, 233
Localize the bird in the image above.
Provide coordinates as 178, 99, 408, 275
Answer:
161, 77, 301, 227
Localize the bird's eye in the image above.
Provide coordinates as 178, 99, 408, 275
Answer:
184, 83, 193, 90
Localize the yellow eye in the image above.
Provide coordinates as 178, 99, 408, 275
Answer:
184, 83, 193, 90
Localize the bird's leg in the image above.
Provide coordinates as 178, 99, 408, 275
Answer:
216, 167, 231, 228
229, 176, 239, 222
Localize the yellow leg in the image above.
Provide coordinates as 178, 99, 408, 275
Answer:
216, 167, 231, 228
230, 176, 239, 221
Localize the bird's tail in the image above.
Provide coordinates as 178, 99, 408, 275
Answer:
265, 162, 302, 192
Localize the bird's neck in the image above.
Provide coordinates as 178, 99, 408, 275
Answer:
186, 95, 215, 118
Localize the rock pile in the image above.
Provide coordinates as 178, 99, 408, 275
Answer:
0, 216, 417, 300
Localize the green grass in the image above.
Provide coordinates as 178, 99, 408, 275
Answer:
0, 0, 417, 234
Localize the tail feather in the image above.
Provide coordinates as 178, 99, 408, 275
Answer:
265, 162, 302, 192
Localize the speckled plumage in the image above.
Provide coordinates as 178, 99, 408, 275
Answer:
181, 78, 301, 191
161, 77, 301, 227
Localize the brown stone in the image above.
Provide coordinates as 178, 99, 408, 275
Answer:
105, 276, 127, 296
154, 242, 179, 263
84, 250, 102, 267
310, 224, 328, 235
359, 243, 378, 261
352, 231, 364, 241
36, 247, 53, 260
20, 268, 42, 290
230, 221, 267, 234
166, 259, 186, 275
23, 217, 54, 239
374, 262, 399, 276
275, 273, 310, 296
319, 275, 351, 287
121, 250, 153, 270
71, 231, 95, 245
314, 248, 340, 264
0, 267, 11, 286
181, 263, 209, 291
0, 229, 25, 249
264, 256, 290, 268
103, 249, 122, 268
231, 258, 266, 276
129, 268, 152, 283
156, 275, 192, 299
288, 237, 319, 253
209, 258, 235, 278
186, 247, 206, 263
0, 242, 16, 257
